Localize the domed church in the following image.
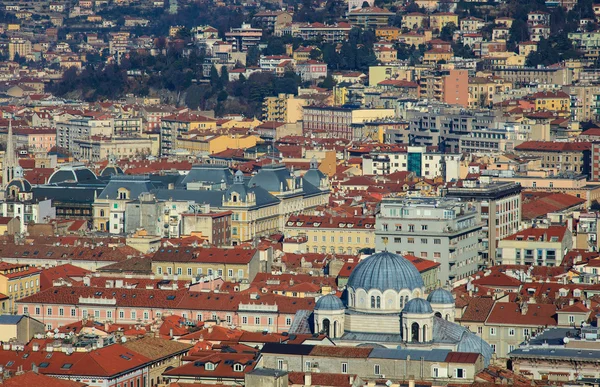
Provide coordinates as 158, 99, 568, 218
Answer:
314, 251, 493, 365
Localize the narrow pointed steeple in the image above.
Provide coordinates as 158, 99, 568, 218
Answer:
3, 118, 16, 188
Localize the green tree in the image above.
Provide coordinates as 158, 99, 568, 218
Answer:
318, 74, 336, 90
439, 22, 457, 42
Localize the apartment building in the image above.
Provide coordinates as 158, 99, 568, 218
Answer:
406, 105, 495, 153
418, 70, 469, 107
302, 106, 395, 141
295, 22, 353, 43
151, 247, 264, 282
492, 66, 573, 86
263, 94, 306, 123
56, 116, 113, 153
0, 262, 41, 313
283, 214, 376, 255
563, 84, 600, 121
8, 39, 31, 60
514, 141, 591, 177
362, 146, 460, 181
160, 112, 218, 155
225, 23, 262, 51
73, 136, 153, 161
497, 226, 572, 266
446, 180, 522, 263
347, 6, 394, 29
374, 197, 484, 284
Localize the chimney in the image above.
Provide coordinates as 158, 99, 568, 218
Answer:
32, 343, 39, 352
304, 373, 312, 386
409, 380, 415, 387
169, 328, 173, 338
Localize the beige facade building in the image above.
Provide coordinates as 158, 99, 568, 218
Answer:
73, 137, 153, 161
8, 39, 31, 60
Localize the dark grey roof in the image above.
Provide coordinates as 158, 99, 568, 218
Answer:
48, 165, 99, 185
100, 166, 124, 177
248, 368, 289, 377
427, 288, 454, 304
180, 164, 233, 187
98, 175, 156, 200
33, 186, 101, 204
369, 348, 451, 362
301, 179, 323, 197
403, 298, 433, 314
7, 178, 31, 193
509, 347, 600, 361
261, 343, 314, 356
340, 331, 404, 343
152, 189, 225, 207
432, 316, 492, 365
149, 174, 181, 189
347, 251, 424, 292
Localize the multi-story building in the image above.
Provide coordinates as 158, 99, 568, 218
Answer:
445, 179, 522, 263
302, 106, 395, 141
151, 247, 266, 282
419, 70, 469, 107
402, 12, 427, 29
251, 11, 292, 32
430, 12, 459, 30
468, 76, 512, 108
225, 23, 262, 51
492, 66, 573, 86
375, 26, 401, 41
295, 61, 328, 82
263, 94, 306, 123
497, 225, 572, 266
8, 39, 31, 60
73, 136, 153, 161
0, 262, 41, 313
406, 105, 495, 153
347, 6, 394, 29
56, 116, 113, 153
514, 141, 591, 177
362, 146, 460, 181
531, 90, 570, 113
283, 214, 375, 255
568, 31, 600, 58
374, 197, 484, 284
12, 128, 56, 152
563, 84, 600, 121
295, 22, 353, 43
160, 112, 217, 155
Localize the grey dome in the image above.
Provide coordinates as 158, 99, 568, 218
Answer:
347, 251, 424, 292
304, 169, 326, 188
427, 288, 454, 304
249, 164, 294, 192
403, 298, 433, 314
315, 294, 344, 310
100, 165, 124, 177
457, 331, 493, 365
6, 178, 31, 193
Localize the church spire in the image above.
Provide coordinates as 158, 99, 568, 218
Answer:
3, 118, 16, 188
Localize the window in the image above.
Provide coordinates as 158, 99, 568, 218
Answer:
341, 362, 348, 374
434, 239, 441, 244
234, 364, 244, 372
157, 267, 162, 275
187, 268, 192, 276
491, 344, 496, 353
268, 317, 273, 325
143, 311, 149, 320
94, 310, 100, 318
176, 267, 182, 275
255, 317, 260, 325
569, 315, 575, 323
455, 368, 466, 379
421, 225, 428, 231
47, 308, 52, 316
35, 307, 40, 315
305, 361, 311, 371
59, 308, 64, 316
23, 306, 28, 314
490, 327, 496, 335
508, 345, 515, 353
238, 269, 244, 278
107, 311, 112, 319
205, 363, 215, 371
523, 328, 530, 337
228, 269, 234, 278
242, 316, 248, 324
285, 317, 292, 325
277, 359, 284, 370
477, 326, 483, 334
374, 364, 381, 375
119, 311, 124, 319
131, 311, 136, 319
508, 328, 515, 336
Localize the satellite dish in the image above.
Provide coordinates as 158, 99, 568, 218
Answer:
386, 381, 393, 387
564, 337, 570, 344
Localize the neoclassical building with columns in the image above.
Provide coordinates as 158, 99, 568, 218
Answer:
314, 251, 493, 364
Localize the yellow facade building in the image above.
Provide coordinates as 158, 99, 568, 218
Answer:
262, 94, 306, 123
402, 13, 427, 29
376, 27, 402, 42
176, 133, 260, 156
430, 13, 459, 31
0, 263, 41, 313
283, 214, 376, 255
532, 91, 570, 112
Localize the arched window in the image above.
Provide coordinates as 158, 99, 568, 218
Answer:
404, 295, 409, 307
400, 296, 405, 309
371, 296, 376, 308
411, 322, 420, 342
322, 318, 330, 336
376, 296, 381, 309
435, 311, 442, 318
422, 324, 428, 342
100, 210, 105, 217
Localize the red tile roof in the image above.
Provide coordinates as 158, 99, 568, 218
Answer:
1, 372, 86, 387
285, 214, 375, 230
486, 302, 557, 326
515, 141, 591, 152
503, 225, 568, 242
